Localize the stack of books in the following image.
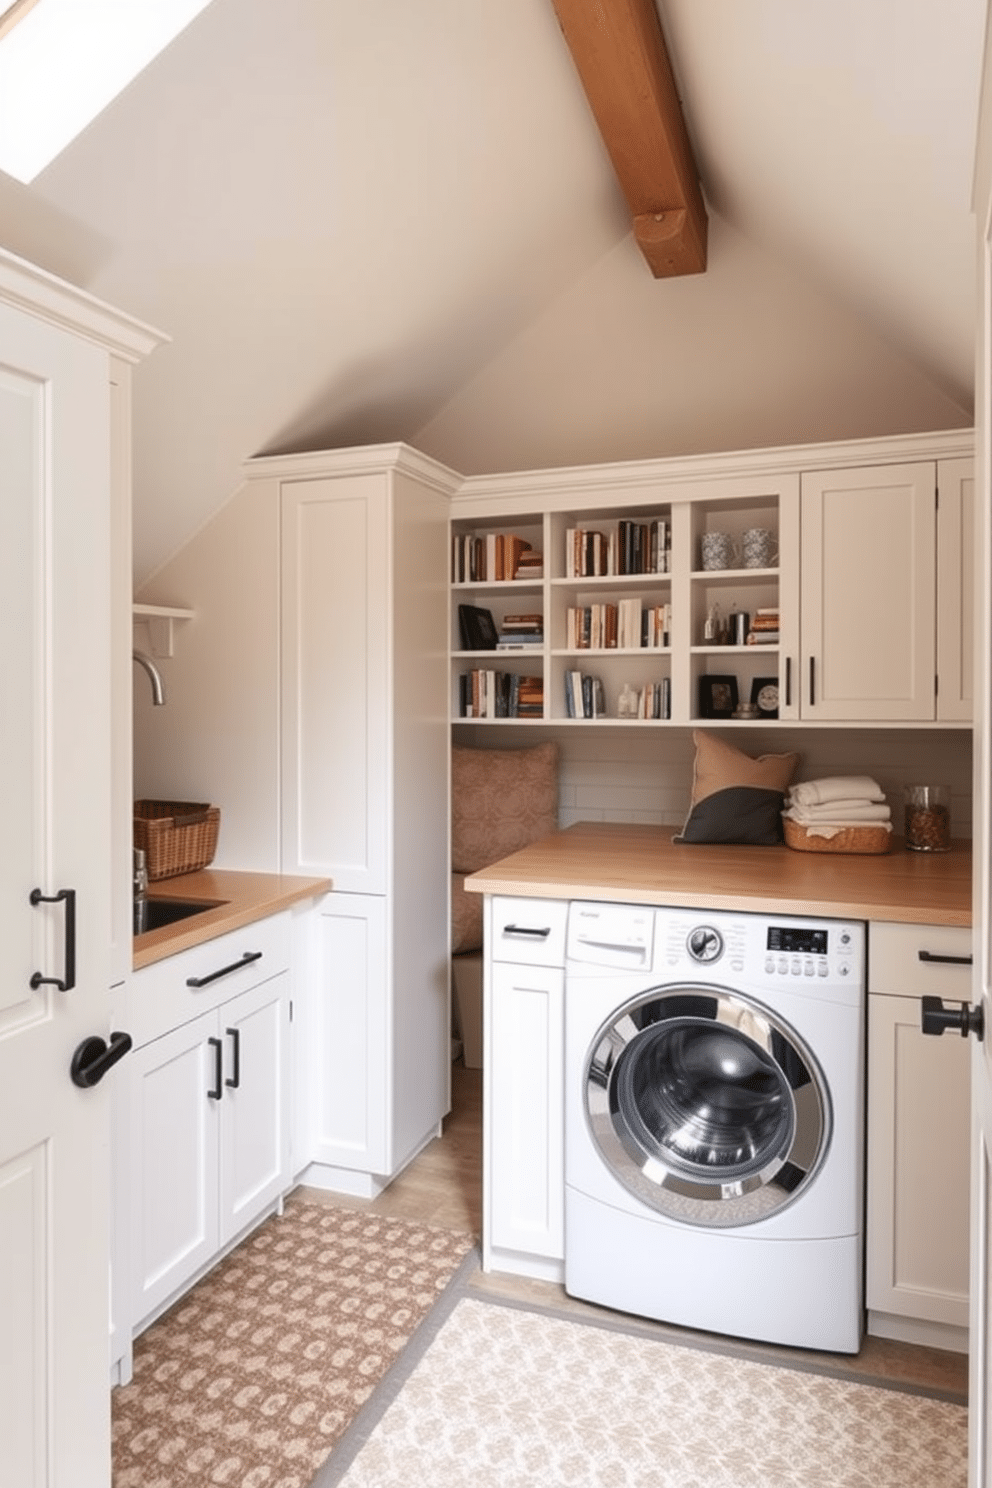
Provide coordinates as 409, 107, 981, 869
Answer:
564, 520, 671, 577
746, 608, 780, 645
497, 613, 544, 650
514, 548, 544, 581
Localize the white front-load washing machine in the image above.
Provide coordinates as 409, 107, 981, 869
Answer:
564, 900, 866, 1353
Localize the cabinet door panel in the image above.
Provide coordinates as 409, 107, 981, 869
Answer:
307, 894, 388, 1173
129, 1016, 220, 1325
800, 464, 936, 719
936, 457, 974, 721
220, 973, 291, 1244
867, 994, 970, 1328
281, 476, 387, 892
487, 962, 564, 1262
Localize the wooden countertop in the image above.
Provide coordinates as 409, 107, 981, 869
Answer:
464, 822, 972, 927
133, 868, 332, 969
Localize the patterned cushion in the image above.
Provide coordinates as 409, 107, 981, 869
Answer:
675, 730, 799, 846
451, 874, 484, 955
451, 742, 560, 874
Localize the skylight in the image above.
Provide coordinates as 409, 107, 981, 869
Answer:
0, 0, 215, 183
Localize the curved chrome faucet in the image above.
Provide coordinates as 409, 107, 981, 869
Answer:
133, 649, 166, 706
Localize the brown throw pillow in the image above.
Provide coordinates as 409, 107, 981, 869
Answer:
675, 730, 799, 845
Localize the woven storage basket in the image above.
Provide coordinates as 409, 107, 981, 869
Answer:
134, 800, 220, 881
783, 817, 891, 856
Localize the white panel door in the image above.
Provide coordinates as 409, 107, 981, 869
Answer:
219, 972, 291, 1244
0, 306, 114, 1486
280, 475, 388, 893
800, 463, 936, 719
937, 457, 975, 722
128, 1015, 220, 1326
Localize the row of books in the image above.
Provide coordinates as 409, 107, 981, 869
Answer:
452, 532, 544, 583
618, 679, 672, 720
565, 520, 671, 578
458, 670, 544, 719
566, 601, 671, 650
564, 671, 606, 719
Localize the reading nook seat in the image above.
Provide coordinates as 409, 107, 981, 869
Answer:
451, 742, 560, 1066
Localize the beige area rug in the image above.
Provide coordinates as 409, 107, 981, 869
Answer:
315, 1295, 969, 1488
111, 1200, 476, 1488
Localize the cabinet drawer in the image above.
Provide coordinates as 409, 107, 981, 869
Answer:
129, 911, 292, 1047
490, 897, 567, 967
869, 921, 973, 997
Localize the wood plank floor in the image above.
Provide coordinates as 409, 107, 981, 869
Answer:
298, 1061, 969, 1402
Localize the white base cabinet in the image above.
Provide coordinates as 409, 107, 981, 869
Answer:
866, 921, 972, 1351
122, 915, 292, 1353
483, 896, 568, 1280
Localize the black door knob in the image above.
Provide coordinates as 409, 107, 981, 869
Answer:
70, 1031, 133, 1088
921, 995, 985, 1041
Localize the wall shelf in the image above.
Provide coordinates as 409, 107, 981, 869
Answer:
132, 602, 194, 657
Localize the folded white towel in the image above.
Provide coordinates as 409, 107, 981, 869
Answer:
789, 776, 885, 807
786, 800, 891, 823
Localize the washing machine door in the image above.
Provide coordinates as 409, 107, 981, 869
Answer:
584, 986, 831, 1227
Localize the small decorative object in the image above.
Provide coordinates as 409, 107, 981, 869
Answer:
742, 528, 778, 568
904, 784, 951, 852
457, 604, 498, 651
700, 531, 740, 570
703, 602, 722, 643
751, 676, 779, 719
732, 702, 759, 720
699, 674, 738, 719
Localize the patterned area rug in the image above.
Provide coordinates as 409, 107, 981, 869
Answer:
111, 1200, 476, 1488
316, 1295, 969, 1488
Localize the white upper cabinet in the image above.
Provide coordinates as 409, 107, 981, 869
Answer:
800, 463, 936, 721
936, 457, 974, 722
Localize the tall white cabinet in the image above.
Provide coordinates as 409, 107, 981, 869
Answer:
136, 445, 458, 1196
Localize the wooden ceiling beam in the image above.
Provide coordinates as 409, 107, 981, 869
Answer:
551, 0, 707, 277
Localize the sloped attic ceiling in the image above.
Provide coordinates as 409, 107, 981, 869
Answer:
0, 0, 981, 585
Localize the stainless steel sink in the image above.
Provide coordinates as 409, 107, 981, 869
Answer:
133, 897, 226, 936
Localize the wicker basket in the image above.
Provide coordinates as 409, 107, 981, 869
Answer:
134, 800, 221, 881
783, 817, 891, 856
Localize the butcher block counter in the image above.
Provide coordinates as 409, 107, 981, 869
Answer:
133, 867, 332, 969
464, 821, 972, 926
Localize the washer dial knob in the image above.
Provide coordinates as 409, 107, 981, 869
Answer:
687, 926, 724, 963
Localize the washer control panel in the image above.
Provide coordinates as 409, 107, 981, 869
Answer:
655, 909, 864, 998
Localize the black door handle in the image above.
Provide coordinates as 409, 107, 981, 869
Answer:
70, 1031, 132, 1088
186, 951, 262, 989
225, 1026, 241, 1089
30, 887, 76, 991
918, 949, 973, 966
207, 1036, 224, 1099
921, 995, 985, 1040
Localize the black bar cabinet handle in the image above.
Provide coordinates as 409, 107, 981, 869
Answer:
70, 1030, 133, 1088
225, 1027, 241, 1089
809, 656, 815, 707
207, 1037, 223, 1099
29, 887, 76, 991
919, 949, 973, 967
785, 657, 792, 709
503, 924, 552, 939
186, 950, 262, 989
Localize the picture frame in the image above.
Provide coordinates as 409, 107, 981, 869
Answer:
750, 675, 780, 719
457, 604, 498, 651
699, 674, 738, 719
